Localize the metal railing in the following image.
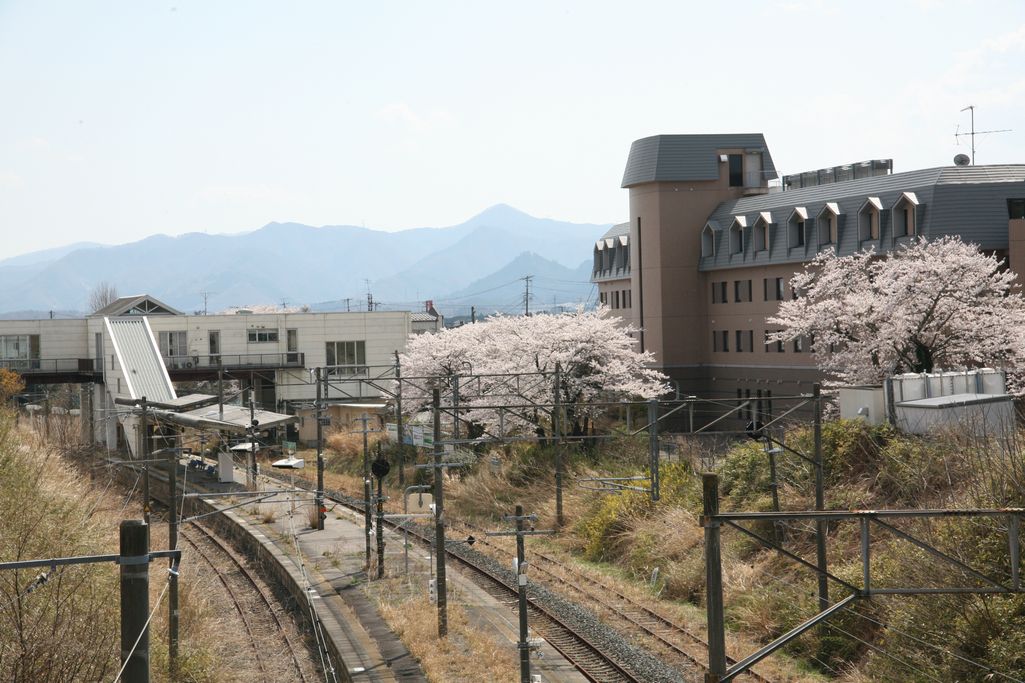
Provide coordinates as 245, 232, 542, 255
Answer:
163, 352, 305, 370
0, 358, 96, 374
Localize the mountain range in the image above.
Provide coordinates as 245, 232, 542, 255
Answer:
0, 205, 608, 318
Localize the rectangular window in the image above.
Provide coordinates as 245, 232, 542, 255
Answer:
734, 280, 752, 303
797, 221, 806, 246
600, 291, 607, 305
613, 290, 620, 309
714, 330, 729, 352
719, 282, 727, 303
763, 278, 769, 302
1010, 199, 1025, 219
735, 330, 743, 352
624, 290, 631, 308
0, 334, 36, 370
775, 277, 785, 301
247, 329, 279, 343
712, 283, 719, 304
728, 154, 744, 187
326, 340, 366, 375
793, 336, 804, 353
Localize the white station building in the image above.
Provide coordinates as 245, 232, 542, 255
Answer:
0, 295, 412, 450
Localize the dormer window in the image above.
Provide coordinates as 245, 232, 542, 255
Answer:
859, 197, 882, 242
788, 207, 809, 248
817, 202, 841, 246
892, 192, 919, 237
701, 222, 717, 257
753, 211, 771, 252
729, 216, 747, 255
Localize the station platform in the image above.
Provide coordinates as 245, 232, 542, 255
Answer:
187, 463, 586, 683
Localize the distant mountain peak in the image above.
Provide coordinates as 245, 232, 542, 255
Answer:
466, 203, 533, 223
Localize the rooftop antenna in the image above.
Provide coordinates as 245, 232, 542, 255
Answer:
955, 105, 1011, 165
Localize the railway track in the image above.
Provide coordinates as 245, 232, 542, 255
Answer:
111, 459, 320, 683
178, 520, 312, 683
272, 469, 777, 683
456, 519, 772, 683
266, 472, 667, 683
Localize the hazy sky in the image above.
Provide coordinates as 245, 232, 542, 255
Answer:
2, 0, 1024, 258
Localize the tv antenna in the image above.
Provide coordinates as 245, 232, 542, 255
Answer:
955, 105, 1011, 165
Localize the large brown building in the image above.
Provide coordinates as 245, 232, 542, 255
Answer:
595, 133, 1025, 404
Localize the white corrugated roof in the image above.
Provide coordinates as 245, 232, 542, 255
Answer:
105, 317, 176, 403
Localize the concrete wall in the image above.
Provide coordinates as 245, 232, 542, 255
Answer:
0, 319, 88, 360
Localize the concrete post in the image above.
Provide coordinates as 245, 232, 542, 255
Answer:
119, 520, 150, 683
432, 389, 448, 637
703, 474, 726, 681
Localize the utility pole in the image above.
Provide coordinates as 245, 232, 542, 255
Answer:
140, 398, 150, 524
217, 369, 224, 421
553, 362, 564, 527
431, 388, 448, 637
373, 444, 387, 579
361, 412, 372, 570
648, 399, 660, 502
486, 505, 554, 683
120, 520, 151, 683
521, 275, 533, 316
813, 383, 828, 611
394, 351, 405, 487
703, 474, 727, 680
167, 445, 179, 676
470, 306, 476, 324
315, 368, 325, 531
248, 389, 258, 490
451, 375, 460, 442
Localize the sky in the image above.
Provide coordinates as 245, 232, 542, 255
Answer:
1, 0, 1024, 258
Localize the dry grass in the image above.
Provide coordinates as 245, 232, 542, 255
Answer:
366, 577, 518, 682
325, 428, 387, 461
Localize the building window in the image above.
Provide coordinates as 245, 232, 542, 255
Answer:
735, 330, 753, 353
1009, 199, 1025, 219
713, 330, 729, 352
247, 329, 279, 343
623, 290, 631, 308
753, 219, 769, 252
730, 222, 744, 255
600, 291, 607, 305
0, 334, 40, 370
718, 281, 727, 303
763, 277, 784, 301
788, 208, 808, 248
734, 280, 752, 303
859, 197, 882, 241
818, 204, 840, 245
793, 336, 805, 353
764, 330, 785, 353
701, 224, 716, 257
613, 290, 620, 309
326, 340, 366, 374
728, 154, 744, 187
892, 192, 919, 237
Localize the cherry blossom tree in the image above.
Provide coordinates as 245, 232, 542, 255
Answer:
398, 307, 669, 437
768, 236, 1025, 386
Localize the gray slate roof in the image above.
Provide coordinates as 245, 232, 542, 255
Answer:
91, 294, 182, 317
700, 165, 1025, 270
600, 222, 630, 239
621, 134, 778, 187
